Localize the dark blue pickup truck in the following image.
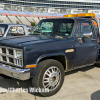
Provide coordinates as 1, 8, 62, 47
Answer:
0, 13, 99, 96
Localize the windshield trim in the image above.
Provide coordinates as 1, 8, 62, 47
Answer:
30, 18, 75, 38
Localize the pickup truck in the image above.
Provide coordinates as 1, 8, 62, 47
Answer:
0, 13, 99, 97
0, 23, 29, 37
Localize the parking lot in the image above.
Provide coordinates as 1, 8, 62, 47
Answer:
0, 65, 100, 100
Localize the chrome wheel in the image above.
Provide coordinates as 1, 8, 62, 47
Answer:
43, 66, 61, 91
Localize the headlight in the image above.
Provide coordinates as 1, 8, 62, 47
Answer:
16, 50, 22, 58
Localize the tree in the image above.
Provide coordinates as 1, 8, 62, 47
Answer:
31, 22, 36, 26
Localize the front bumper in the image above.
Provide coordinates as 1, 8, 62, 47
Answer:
0, 63, 30, 80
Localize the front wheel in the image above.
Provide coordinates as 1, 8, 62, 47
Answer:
32, 59, 65, 97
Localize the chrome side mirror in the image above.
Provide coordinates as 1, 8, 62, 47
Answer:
83, 32, 92, 38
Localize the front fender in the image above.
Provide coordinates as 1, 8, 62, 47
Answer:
36, 53, 66, 67
29, 53, 66, 78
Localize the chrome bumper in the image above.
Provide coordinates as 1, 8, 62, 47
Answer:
0, 63, 30, 80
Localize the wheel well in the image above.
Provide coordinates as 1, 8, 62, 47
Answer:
38, 55, 66, 70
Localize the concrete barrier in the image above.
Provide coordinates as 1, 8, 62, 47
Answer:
8, 16, 21, 24
0, 16, 11, 23
33, 18, 40, 24
18, 17, 31, 25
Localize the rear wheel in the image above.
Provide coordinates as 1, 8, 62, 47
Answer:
32, 59, 65, 97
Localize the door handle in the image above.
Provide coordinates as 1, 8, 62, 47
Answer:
91, 39, 97, 41
78, 38, 83, 44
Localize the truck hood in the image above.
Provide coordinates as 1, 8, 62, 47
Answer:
0, 35, 61, 47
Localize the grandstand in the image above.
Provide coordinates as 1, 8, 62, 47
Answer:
0, 0, 100, 25
0, 9, 63, 25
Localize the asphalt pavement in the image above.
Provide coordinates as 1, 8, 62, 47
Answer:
0, 65, 100, 100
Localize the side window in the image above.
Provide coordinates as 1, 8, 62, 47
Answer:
75, 21, 93, 37
58, 23, 73, 36
80, 22, 92, 37
7, 26, 25, 37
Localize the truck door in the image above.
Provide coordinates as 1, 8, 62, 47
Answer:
74, 20, 99, 68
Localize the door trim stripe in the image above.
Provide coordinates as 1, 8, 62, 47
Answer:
65, 49, 74, 53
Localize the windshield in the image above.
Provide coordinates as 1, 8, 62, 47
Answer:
30, 19, 74, 37
0, 25, 8, 37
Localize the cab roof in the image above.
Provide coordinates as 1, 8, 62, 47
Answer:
41, 17, 91, 22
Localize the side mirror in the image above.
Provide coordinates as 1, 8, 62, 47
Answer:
83, 32, 92, 38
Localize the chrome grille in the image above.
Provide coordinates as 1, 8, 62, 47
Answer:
8, 49, 13, 56
1, 55, 7, 62
15, 59, 22, 66
0, 46, 23, 67
8, 57, 14, 64
2, 48, 6, 54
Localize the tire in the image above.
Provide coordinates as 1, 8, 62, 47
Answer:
32, 59, 65, 97
94, 63, 100, 67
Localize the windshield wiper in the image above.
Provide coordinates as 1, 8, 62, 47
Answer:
29, 34, 40, 35
51, 32, 63, 38
34, 31, 41, 33
30, 31, 63, 38
50, 32, 56, 36
30, 31, 41, 35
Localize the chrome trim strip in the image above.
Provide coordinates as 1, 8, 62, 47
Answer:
0, 63, 30, 80
65, 49, 74, 53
